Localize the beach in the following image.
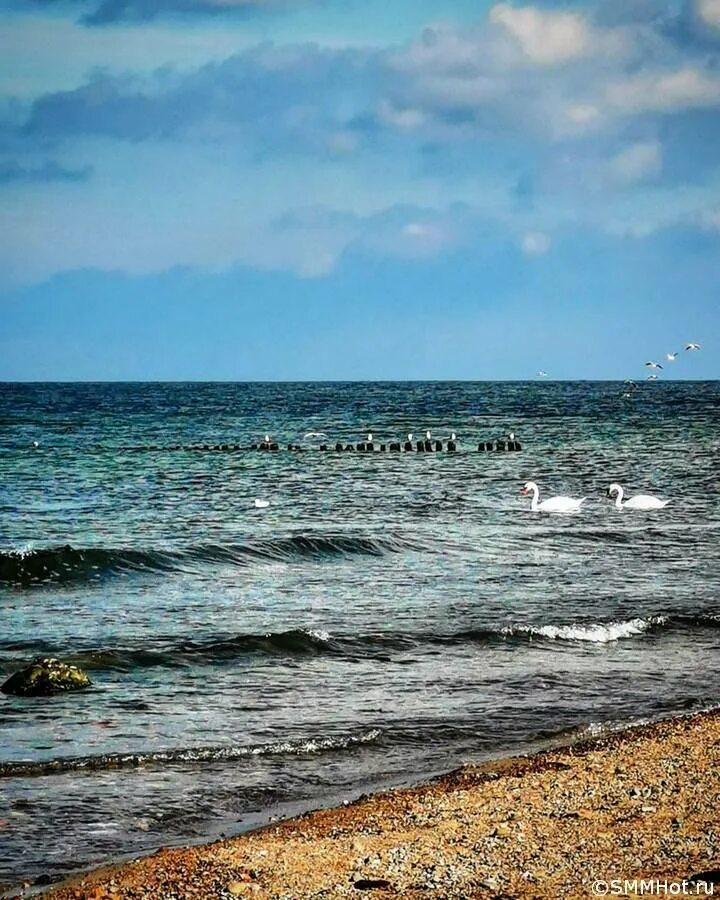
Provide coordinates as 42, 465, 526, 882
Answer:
40, 710, 720, 899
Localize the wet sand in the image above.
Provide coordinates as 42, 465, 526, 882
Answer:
41, 710, 720, 899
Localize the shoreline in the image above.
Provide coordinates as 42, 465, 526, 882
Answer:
37, 709, 720, 899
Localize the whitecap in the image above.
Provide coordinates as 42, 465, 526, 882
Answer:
504, 615, 667, 643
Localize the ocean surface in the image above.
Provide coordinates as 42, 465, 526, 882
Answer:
1, 381, 719, 891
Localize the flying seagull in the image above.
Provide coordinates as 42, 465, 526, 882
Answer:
646, 375, 659, 381
645, 361, 663, 370
685, 343, 701, 351
665, 352, 678, 362
537, 370, 548, 378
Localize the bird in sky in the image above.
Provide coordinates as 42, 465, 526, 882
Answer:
685, 342, 701, 351
665, 352, 678, 361
537, 370, 548, 378
645, 361, 663, 370
646, 374, 659, 381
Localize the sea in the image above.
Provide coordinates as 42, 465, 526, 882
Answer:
1, 381, 719, 892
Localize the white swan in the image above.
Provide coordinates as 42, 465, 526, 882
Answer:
608, 484, 669, 510
522, 481, 586, 513
253, 499, 270, 509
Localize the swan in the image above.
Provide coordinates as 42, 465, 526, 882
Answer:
607, 484, 669, 510
253, 499, 270, 509
521, 481, 586, 513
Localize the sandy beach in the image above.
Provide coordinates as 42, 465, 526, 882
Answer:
38, 710, 720, 899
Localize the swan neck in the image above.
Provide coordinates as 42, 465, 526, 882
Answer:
530, 485, 539, 511
614, 486, 624, 509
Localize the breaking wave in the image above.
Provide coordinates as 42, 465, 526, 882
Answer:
1, 615, 718, 675
0, 728, 382, 778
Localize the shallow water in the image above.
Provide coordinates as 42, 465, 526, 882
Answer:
1, 381, 719, 890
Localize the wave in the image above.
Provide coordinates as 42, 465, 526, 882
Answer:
0, 728, 382, 778
0, 534, 422, 585
2, 615, 718, 673
500, 616, 665, 643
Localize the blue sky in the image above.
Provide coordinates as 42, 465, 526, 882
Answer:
0, 0, 718, 380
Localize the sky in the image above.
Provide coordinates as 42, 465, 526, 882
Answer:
0, 0, 718, 380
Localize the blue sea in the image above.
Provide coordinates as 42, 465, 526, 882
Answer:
1, 381, 719, 892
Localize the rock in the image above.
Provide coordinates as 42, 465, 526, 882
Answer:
1, 657, 92, 696
689, 870, 720, 886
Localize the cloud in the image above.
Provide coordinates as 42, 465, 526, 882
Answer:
5, 0, 303, 26
23, 44, 379, 151
606, 141, 662, 184
695, 0, 720, 28
488, 3, 595, 65
0, 159, 93, 184
605, 67, 720, 115
697, 203, 720, 230
520, 231, 551, 254
4, 1, 720, 287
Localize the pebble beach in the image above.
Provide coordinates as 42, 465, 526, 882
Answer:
40, 710, 720, 899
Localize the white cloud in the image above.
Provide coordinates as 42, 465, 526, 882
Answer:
565, 103, 601, 125
698, 205, 720, 230
521, 231, 551, 255
607, 141, 662, 185
489, 3, 593, 66
377, 99, 426, 131
696, 0, 720, 27
606, 67, 720, 114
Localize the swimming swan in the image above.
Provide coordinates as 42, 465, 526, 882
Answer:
521, 481, 586, 513
607, 484, 669, 510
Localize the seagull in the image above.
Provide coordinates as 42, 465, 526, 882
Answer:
407, 433, 413, 441
685, 343, 701, 351
367, 433, 373, 442
32, 440, 39, 448
264, 434, 270, 443
450, 432, 456, 441
646, 375, 659, 381
624, 380, 638, 390
303, 431, 327, 440
665, 352, 678, 362
507, 432, 515, 441
645, 361, 663, 370
425, 430, 431, 439
537, 370, 548, 378
253, 499, 270, 509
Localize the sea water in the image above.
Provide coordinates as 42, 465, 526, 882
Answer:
1, 381, 718, 890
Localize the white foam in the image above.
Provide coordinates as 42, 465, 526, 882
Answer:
304, 629, 331, 642
505, 615, 667, 643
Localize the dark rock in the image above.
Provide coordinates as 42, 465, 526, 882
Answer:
689, 871, 720, 886
1, 658, 92, 697
353, 878, 393, 891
